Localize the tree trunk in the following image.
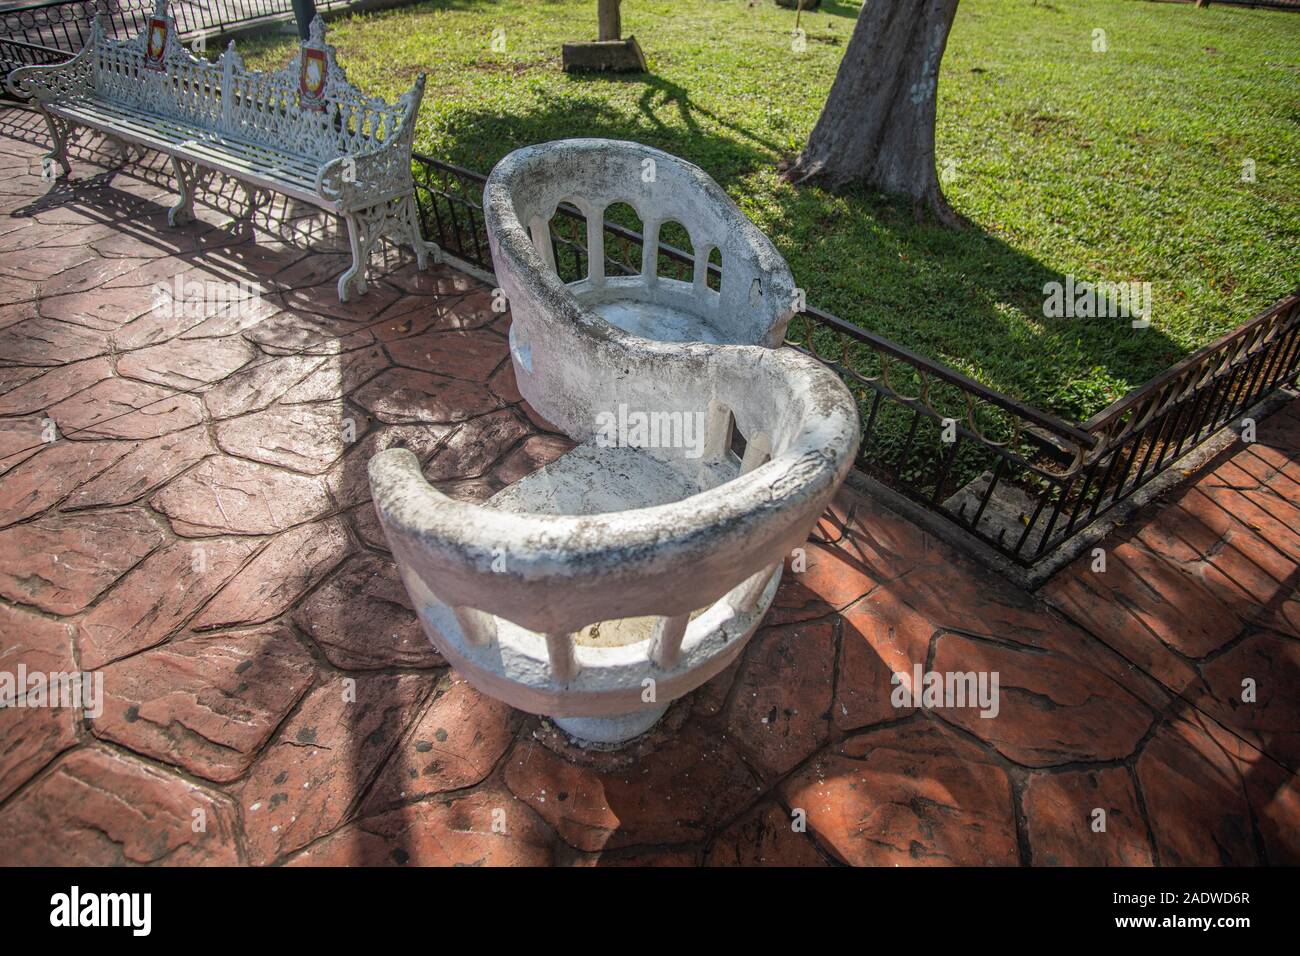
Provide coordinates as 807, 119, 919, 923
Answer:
291, 0, 317, 41
598, 0, 622, 41
785, 0, 961, 226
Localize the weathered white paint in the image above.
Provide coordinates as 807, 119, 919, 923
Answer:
370, 139, 861, 745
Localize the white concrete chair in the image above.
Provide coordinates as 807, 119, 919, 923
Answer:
370, 140, 860, 745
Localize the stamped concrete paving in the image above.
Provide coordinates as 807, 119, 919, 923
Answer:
0, 112, 1296, 866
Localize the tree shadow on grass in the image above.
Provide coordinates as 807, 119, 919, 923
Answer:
764, 0, 866, 18
432, 85, 1182, 424
816, 1, 870, 18
435, 72, 778, 187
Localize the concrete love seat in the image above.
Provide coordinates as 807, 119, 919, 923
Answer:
370, 140, 860, 745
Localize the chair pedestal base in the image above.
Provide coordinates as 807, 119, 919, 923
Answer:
553, 704, 669, 747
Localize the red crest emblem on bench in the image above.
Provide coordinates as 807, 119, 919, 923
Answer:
299, 47, 327, 111
144, 18, 168, 71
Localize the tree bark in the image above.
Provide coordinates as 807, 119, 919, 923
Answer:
291, 0, 317, 41
785, 0, 961, 226
598, 0, 622, 41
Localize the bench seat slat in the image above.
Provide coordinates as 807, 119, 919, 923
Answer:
53, 100, 332, 203
57, 99, 326, 174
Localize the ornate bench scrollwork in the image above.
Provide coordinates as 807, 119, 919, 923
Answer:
6, 3, 438, 301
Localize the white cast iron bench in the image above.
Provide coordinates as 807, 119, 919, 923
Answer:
5, 3, 437, 301
370, 140, 861, 745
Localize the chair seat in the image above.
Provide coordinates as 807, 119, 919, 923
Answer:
53, 97, 334, 207
484, 442, 734, 649
486, 441, 735, 518
588, 297, 728, 344
567, 275, 732, 344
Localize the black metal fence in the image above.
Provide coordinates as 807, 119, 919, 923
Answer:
0, 0, 369, 78
1078, 292, 1300, 524
0, 33, 70, 72
2, 1, 99, 57
410, 153, 1300, 569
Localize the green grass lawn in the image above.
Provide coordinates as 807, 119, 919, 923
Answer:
243, 0, 1300, 422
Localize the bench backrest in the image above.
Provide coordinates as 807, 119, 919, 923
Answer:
88, 2, 421, 164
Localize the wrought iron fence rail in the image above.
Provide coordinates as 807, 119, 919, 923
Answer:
0, 34, 70, 67
802, 303, 1094, 448
0, 0, 366, 78
1085, 292, 1300, 435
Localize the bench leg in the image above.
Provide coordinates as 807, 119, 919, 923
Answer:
103, 134, 138, 168
399, 194, 440, 272
238, 181, 271, 219
168, 157, 196, 227
337, 195, 440, 302
37, 108, 71, 179
338, 210, 369, 303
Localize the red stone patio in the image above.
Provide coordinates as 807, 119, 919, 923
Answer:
0, 111, 1296, 866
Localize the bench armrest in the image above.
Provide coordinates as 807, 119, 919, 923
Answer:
315, 73, 425, 209
6, 47, 94, 104
315, 137, 414, 208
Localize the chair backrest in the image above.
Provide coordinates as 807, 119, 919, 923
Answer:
88, 4, 421, 165
488, 139, 798, 348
